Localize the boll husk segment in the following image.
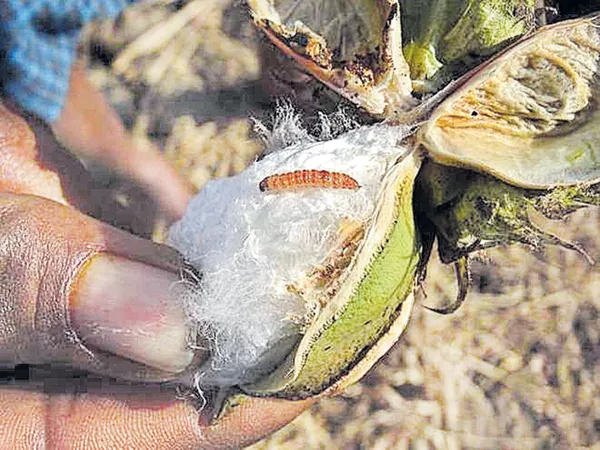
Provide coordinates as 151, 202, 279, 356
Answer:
419, 14, 600, 189
249, 0, 414, 117
402, 0, 536, 91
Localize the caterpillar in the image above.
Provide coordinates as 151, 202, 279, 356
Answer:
259, 170, 360, 192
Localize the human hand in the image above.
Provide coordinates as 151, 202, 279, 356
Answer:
0, 104, 313, 448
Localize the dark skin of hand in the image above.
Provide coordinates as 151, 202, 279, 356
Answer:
0, 69, 313, 449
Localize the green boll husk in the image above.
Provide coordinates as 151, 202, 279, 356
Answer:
440, 0, 536, 62
401, 0, 536, 91
420, 167, 598, 264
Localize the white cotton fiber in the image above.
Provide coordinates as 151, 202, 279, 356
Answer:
168, 122, 413, 386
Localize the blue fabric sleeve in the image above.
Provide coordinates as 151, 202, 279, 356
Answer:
1, 0, 136, 122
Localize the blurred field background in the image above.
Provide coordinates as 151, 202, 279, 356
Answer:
81, 0, 599, 448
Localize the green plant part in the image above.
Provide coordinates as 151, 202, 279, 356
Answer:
530, 184, 600, 219
415, 158, 600, 311
401, 0, 536, 92
426, 173, 596, 265
401, 0, 458, 84
440, 0, 536, 62
414, 160, 474, 211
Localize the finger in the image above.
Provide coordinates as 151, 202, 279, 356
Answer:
0, 193, 204, 381
0, 101, 158, 236
50, 63, 193, 219
0, 386, 314, 449
125, 149, 194, 220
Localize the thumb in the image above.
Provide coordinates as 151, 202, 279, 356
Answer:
0, 193, 205, 381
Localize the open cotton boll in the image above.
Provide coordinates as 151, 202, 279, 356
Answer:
168, 123, 412, 387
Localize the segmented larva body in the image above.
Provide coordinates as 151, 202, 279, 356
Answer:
259, 170, 360, 192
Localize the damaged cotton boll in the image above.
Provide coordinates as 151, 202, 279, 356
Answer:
168, 123, 413, 387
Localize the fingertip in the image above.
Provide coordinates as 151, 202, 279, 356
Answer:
198, 396, 315, 449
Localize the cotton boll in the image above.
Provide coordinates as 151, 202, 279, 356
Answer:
168, 123, 413, 386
